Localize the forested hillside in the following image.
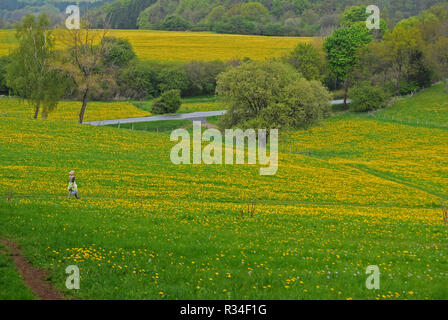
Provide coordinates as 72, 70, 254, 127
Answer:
88, 0, 447, 35
0, 0, 113, 27
1, 0, 447, 36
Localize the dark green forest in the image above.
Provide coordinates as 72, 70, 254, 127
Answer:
1, 0, 447, 36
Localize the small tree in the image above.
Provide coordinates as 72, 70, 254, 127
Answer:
286, 42, 326, 81
382, 25, 424, 96
101, 37, 136, 69
324, 25, 372, 107
58, 19, 109, 123
0, 56, 11, 95
6, 14, 65, 119
428, 37, 448, 93
151, 89, 182, 114
349, 84, 389, 112
216, 60, 330, 130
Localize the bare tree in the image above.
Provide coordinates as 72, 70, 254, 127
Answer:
57, 18, 109, 123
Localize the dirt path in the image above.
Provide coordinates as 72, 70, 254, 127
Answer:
1, 239, 65, 300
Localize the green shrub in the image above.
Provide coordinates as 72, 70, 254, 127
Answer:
118, 62, 158, 100
349, 84, 388, 112
216, 60, 330, 130
159, 15, 191, 31
102, 37, 136, 68
151, 89, 182, 114
399, 81, 420, 96
0, 56, 11, 94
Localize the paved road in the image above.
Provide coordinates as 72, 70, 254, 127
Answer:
84, 100, 350, 126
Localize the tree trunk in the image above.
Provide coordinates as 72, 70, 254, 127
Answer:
78, 88, 89, 124
34, 103, 40, 119
343, 80, 348, 108
396, 66, 402, 96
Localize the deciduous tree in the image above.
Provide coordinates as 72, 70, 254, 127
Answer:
216, 60, 330, 130
58, 19, 109, 123
324, 25, 372, 107
428, 37, 448, 92
6, 14, 66, 119
381, 25, 423, 95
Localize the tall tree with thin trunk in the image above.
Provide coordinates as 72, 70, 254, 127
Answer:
428, 37, 448, 93
6, 14, 65, 119
58, 19, 109, 123
382, 25, 423, 96
324, 25, 372, 107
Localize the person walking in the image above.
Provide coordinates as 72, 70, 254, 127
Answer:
68, 170, 80, 199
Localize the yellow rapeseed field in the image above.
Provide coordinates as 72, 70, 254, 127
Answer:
0, 29, 310, 61
0, 98, 150, 121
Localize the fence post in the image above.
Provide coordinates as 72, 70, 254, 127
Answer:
8, 190, 12, 202
118, 121, 120, 129
132, 123, 134, 131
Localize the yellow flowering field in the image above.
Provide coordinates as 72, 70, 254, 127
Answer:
0, 85, 447, 300
0, 29, 309, 61
0, 98, 150, 122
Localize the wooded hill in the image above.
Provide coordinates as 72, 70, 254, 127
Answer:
1, 0, 447, 36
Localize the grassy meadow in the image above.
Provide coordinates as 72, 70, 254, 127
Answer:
0, 84, 447, 300
0, 29, 310, 62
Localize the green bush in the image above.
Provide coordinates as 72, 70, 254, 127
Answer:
118, 62, 158, 100
151, 89, 182, 114
349, 84, 389, 112
216, 60, 330, 130
0, 56, 11, 94
160, 15, 191, 31
399, 81, 420, 96
102, 37, 136, 68
156, 64, 189, 94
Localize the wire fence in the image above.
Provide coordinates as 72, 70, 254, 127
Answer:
366, 112, 448, 129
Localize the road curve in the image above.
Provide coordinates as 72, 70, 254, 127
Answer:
84, 100, 350, 126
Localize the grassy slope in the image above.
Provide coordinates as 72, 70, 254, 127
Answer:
0, 84, 447, 300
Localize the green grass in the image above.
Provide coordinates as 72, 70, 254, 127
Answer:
1, 200, 446, 300
0, 243, 35, 300
373, 85, 448, 128
108, 119, 192, 133
132, 96, 225, 114
206, 115, 223, 126
0, 84, 447, 300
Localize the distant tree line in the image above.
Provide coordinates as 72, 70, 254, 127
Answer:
2, 0, 446, 37
0, 0, 113, 28
87, 0, 448, 37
